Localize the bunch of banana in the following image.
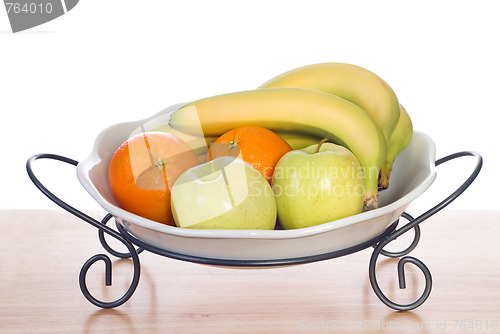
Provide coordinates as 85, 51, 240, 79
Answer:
168, 87, 386, 209
258, 62, 413, 189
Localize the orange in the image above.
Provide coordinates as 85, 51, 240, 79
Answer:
109, 132, 200, 225
205, 126, 292, 183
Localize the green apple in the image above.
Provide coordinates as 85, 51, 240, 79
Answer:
170, 156, 277, 229
271, 140, 364, 229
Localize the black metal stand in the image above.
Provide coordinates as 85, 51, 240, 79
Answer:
26, 151, 482, 310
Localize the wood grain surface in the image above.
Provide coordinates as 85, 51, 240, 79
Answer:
1, 209, 499, 333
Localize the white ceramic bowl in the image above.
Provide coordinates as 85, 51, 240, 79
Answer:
76, 104, 437, 262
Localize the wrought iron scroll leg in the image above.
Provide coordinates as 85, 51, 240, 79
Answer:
369, 151, 482, 311
26, 153, 142, 308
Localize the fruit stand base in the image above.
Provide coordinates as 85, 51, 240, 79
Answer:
26, 151, 482, 311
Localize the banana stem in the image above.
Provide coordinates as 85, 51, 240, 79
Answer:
364, 193, 379, 210
378, 162, 391, 191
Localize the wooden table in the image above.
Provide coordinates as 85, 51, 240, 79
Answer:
1, 210, 499, 333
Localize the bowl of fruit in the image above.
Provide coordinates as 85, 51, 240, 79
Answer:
75, 63, 438, 264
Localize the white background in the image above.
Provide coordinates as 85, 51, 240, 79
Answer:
0, 0, 497, 212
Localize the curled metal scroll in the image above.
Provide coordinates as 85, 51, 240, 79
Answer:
376, 212, 420, 258
26, 154, 142, 308
369, 213, 432, 311
369, 151, 482, 311
98, 213, 144, 259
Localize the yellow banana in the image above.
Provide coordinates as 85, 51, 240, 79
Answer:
275, 131, 323, 150
378, 104, 413, 190
169, 88, 386, 209
150, 121, 216, 159
152, 123, 320, 158
258, 62, 401, 142
152, 124, 319, 159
